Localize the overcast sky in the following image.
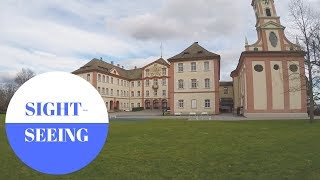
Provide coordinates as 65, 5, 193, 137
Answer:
0, 0, 319, 83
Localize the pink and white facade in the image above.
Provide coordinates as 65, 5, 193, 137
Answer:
231, 0, 307, 118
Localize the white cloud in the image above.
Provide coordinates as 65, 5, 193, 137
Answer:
0, 0, 318, 82
121, 56, 162, 69
108, 0, 248, 41
0, 15, 136, 57
0, 44, 82, 76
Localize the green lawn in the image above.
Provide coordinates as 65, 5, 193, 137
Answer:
1, 114, 320, 179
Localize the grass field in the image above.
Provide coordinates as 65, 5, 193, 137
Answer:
1, 114, 320, 179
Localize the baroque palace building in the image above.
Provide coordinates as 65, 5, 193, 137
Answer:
73, 0, 308, 118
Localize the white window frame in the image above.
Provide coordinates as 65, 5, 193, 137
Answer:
178, 63, 183, 72
205, 78, 210, 88
178, 100, 184, 109
204, 61, 209, 71
191, 62, 196, 72
191, 99, 197, 109
178, 79, 184, 89
205, 99, 211, 108
191, 79, 197, 89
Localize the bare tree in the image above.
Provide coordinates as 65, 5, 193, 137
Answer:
289, 0, 320, 122
14, 68, 35, 87
0, 68, 35, 113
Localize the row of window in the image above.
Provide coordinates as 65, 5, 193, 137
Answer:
178, 61, 210, 72
105, 102, 141, 109
178, 79, 211, 89
145, 78, 166, 86
145, 90, 166, 97
86, 74, 131, 87
98, 87, 129, 97
97, 87, 167, 97
178, 99, 211, 109
89, 74, 168, 87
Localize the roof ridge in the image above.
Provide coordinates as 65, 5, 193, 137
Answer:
168, 42, 220, 61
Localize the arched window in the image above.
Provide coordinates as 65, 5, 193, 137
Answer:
266, 8, 271, 17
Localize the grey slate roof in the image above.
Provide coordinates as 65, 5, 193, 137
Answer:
72, 58, 165, 80
168, 42, 220, 62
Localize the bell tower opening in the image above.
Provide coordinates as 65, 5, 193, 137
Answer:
266, 8, 271, 16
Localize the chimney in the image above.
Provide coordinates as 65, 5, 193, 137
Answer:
134, 66, 137, 69
111, 61, 114, 65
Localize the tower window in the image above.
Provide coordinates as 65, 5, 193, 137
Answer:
266, 8, 271, 17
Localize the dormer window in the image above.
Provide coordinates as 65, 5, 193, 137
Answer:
266, 8, 271, 17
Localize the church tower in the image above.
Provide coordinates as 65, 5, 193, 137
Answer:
231, 0, 307, 118
246, 0, 300, 51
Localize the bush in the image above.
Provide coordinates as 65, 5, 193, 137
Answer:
132, 107, 144, 112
